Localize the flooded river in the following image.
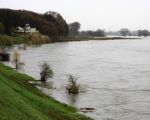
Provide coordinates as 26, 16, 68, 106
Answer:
7, 38, 150, 120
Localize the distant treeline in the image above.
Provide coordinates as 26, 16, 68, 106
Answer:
80, 29, 105, 37
0, 9, 69, 42
107, 28, 150, 37
68, 22, 150, 38
68, 22, 105, 37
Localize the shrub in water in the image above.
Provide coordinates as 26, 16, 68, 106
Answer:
39, 61, 53, 83
66, 74, 80, 94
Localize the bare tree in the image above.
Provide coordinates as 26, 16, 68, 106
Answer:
66, 74, 80, 94
11, 50, 24, 70
39, 61, 53, 83
119, 28, 130, 37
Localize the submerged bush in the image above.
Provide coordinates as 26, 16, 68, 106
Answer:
66, 74, 80, 94
39, 61, 53, 83
11, 50, 25, 70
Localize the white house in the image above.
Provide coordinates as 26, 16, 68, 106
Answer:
16, 26, 24, 33
16, 24, 38, 34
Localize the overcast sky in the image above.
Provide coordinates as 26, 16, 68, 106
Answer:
1, 0, 150, 31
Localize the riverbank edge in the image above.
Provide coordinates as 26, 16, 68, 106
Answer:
58, 36, 140, 42
0, 34, 140, 46
0, 63, 93, 120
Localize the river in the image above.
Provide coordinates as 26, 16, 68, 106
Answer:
6, 38, 150, 120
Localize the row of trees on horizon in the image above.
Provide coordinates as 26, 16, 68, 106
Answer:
68, 22, 150, 37
0, 19, 150, 38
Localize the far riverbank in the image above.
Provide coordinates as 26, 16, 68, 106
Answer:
59, 36, 140, 42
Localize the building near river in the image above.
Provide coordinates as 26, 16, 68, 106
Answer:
15, 24, 38, 35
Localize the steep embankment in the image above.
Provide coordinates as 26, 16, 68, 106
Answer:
0, 9, 69, 41
0, 63, 92, 120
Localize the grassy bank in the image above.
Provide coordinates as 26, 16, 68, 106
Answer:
0, 35, 28, 45
0, 63, 92, 120
0, 35, 139, 46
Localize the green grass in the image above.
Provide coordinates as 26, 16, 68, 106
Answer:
0, 63, 92, 120
0, 35, 28, 45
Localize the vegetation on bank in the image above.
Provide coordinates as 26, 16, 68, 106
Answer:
59, 36, 139, 42
0, 63, 92, 120
0, 34, 51, 52
0, 35, 28, 46
68, 22, 150, 38
0, 9, 68, 42
0, 35, 28, 61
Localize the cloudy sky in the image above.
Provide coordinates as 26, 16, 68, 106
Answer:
1, 0, 150, 31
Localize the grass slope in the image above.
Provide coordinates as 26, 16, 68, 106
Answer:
0, 63, 92, 120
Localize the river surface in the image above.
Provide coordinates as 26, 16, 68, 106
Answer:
6, 38, 150, 120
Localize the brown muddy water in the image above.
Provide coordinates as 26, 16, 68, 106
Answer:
6, 38, 150, 120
